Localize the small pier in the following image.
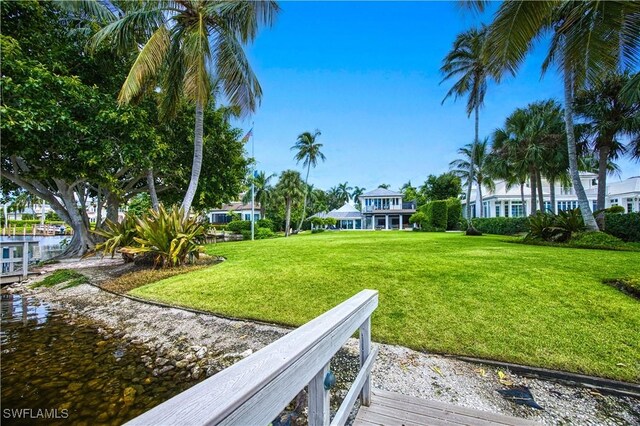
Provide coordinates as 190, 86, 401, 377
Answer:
1, 240, 40, 285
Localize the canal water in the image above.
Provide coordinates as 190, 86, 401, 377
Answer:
0, 293, 207, 425
0, 236, 67, 262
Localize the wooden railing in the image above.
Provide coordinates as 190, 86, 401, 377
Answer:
126, 289, 379, 426
1, 240, 39, 280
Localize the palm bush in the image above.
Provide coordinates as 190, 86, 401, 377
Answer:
121, 205, 204, 268
526, 209, 586, 243
92, 214, 138, 262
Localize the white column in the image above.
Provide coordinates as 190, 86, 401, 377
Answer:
385, 215, 389, 230
352, 220, 356, 230
399, 214, 403, 230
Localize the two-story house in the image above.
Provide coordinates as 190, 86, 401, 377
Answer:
359, 188, 416, 230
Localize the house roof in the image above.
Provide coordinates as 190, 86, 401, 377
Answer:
209, 201, 259, 212
309, 203, 363, 220
360, 188, 403, 197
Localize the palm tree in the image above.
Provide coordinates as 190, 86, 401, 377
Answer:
243, 171, 276, 218
336, 182, 352, 205
291, 130, 325, 231
377, 183, 391, 189
574, 72, 640, 212
441, 26, 497, 221
326, 186, 341, 211
88, 0, 279, 215
486, 1, 640, 230
351, 186, 366, 210
275, 170, 304, 237
449, 139, 495, 218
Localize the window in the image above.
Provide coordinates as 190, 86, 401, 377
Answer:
592, 200, 597, 212
610, 198, 619, 206
483, 201, 489, 218
244, 213, 251, 221
627, 201, 633, 213
557, 200, 578, 212
544, 201, 552, 212
511, 201, 524, 217
591, 178, 597, 186
495, 204, 501, 217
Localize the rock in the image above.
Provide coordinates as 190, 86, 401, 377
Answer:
195, 347, 208, 359
240, 349, 253, 358
143, 377, 153, 385
157, 365, 174, 375
67, 382, 83, 392
206, 365, 218, 377
123, 387, 136, 406
175, 359, 189, 369
155, 357, 169, 366
191, 366, 203, 380
184, 354, 196, 363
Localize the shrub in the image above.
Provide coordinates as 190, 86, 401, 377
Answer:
241, 227, 275, 240
257, 218, 274, 231
46, 211, 61, 221
227, 220, 252, 234
525, 208, 587, 243
445, 198, 462, 230
310, 217, 325, 228
555, 208, 586, 234
21, 213, 35, 220
121, 205, 204, 268
569, 232, 626, 250
91, 214, 138, 262
473, 217, 529, 235
409, 212, 427, 227
311, 228, 325, 234
604, 212, 640, 242
323, 217, 337, 227
429, 200, 448, 230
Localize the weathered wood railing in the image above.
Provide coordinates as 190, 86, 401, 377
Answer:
126, 289, 379, 426
1, 240, 39, 282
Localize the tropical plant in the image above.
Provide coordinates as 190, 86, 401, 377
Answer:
121, 205, 204, 268
243, 171, 276, 218
351, 186, 366, 210
441, 25, 497, 220
336, 182, 352, 205
91, 214, 138, 262
86, 0, 279, 215
525, 208, 586, 243
449, 138, 495, 218
574, 72, 640, 212
274, 170, 304, 237
292, 130, 325, 231
485, 1, 640, 230
377, 183, 391, 189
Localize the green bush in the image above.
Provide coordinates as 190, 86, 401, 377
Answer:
445, 198, 462, 230
525, 208, 585, 242
324, 217, 337, 227
430, 200, 448, 230
21, 213, 35, 220
241, 227, 275, 240
91, 214, 138, 262
473, 217, 529, 235
604, 213, 640, 242
409, 212, 427, 227
257, 218, 274, 231
46, 211, 61, 221
121, 205, 204, 268
569, 232, 626, 250
6, 219, 41, 227
311, 228, 325, 234
310, 217, 325, 228
227, 220, 252, 234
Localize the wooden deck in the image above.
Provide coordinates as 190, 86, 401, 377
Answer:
354, 389, 539, 426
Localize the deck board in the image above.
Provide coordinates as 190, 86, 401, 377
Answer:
353, 389, 539, 426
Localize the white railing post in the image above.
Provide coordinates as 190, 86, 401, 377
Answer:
22, 241, 29, 278
308, 361, 331, 426
359, 316, 372, 406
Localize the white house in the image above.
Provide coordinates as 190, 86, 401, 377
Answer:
207, 201, 261, 224
462, 173, 640, 218
310, 203, 364, 230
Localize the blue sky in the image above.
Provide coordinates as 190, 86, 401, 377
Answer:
235, 1, 639, 192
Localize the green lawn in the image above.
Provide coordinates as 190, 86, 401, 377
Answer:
130, 232, 640, 382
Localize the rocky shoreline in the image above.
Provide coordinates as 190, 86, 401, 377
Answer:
5, 259, 639, 425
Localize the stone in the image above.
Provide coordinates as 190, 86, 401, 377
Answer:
191, 366, 203, 380
123, 387, 136, 406
195, 347, 208, 359
184, 354, 196, 363
67, 382, 83, 392
157, 365, 174, 375
175, 359, 189, 369
155, 357, 169, 366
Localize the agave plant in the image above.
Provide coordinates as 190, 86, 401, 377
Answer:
91, 214, 138, 262
121, 205, 204, 268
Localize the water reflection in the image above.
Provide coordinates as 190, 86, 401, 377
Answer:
1, 293, 206, 425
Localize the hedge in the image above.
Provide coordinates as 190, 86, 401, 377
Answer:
226, 220, 252, 234
604, 213, 640, 242
445, 198, 462, 230
430, 200, 448, 230
472, 217, 530, 235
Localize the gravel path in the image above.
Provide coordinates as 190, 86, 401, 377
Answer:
7, 261, 640, 425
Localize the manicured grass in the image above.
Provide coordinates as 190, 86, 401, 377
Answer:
130, 232, 640, 382
33, 269, 87, 288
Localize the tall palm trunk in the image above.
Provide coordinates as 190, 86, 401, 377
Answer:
549, 178, 556, 214
296, 163, 311, 232
147, 168, 159, 212
596, 144, 610, 211
536, 170, 544, 212
284, 198, 292, 237
520, 183, 525, 216
466, 105, 479, 223
477, 181, 483, 218
529, 170, 537, 215
563, 66, 599, 230
181, 101, 204, 217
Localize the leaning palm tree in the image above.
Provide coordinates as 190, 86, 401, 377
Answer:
441, 26, 497, 221
291, 130, 325, 232
243, 171, 276, 218
275, 170, 304, 237
574, 71, 640, 211
486, 1, 640, 230
86, 0, 279, 215
450, 138, 495, 218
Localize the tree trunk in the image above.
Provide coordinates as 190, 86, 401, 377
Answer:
549, 178, 556, 214
56, 182, 94, 257
147, 168, 160, 212
563, 65, 599, 230
105, 193, 120, 223
181, 100, 205, 217
95, 189, 103, 229
536, 169, 544, 212
478, 183, 483, 218
296, 163, 311, 232
40, 200, 45, 227
466, 105, 479, 225
529, 170, 537, 215
520, 183, 525, 216
597, 144, 610, 211
284, 198, 292, 237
